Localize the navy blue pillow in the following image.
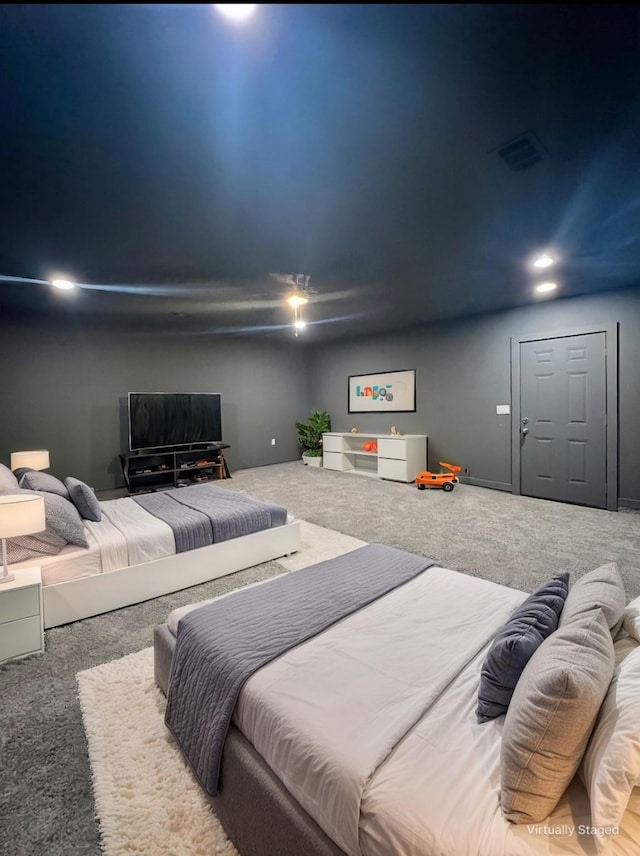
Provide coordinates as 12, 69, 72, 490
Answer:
12, 466, 35, 481
476, 573, 569, 723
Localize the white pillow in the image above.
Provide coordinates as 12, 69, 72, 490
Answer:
623, 595, 640, 641
580, 639, 640, 850
0, 463, 19, 490
627, 789, 640, 815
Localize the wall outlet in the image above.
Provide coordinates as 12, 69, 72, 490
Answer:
271, 438, 276, 446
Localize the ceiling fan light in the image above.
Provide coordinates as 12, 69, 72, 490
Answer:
287, 294, 308, 309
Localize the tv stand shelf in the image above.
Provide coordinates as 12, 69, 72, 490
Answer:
120, 446, 230, 494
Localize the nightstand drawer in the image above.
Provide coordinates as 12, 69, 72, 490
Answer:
0, 585, 40, 623
0, 615, 42, 660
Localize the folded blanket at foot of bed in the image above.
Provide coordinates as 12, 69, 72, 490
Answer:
164, 543, 436, 796
132, 484, 288, 552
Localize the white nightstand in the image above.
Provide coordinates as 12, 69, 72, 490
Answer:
0, 567, 44, 663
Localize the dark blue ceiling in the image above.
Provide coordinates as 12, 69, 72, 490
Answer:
1, 4, 640, 339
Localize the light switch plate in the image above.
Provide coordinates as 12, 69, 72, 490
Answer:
496, 404, 510, 415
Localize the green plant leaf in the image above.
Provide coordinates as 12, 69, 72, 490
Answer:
296, 410, 331, 453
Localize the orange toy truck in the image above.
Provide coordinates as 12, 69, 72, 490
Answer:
415, 461, 461, 492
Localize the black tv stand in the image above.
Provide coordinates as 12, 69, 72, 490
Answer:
120, 444, 231, 494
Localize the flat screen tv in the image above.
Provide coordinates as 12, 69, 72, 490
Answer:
128, 392, 222, 452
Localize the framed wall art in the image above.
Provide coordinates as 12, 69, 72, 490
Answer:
348, 369, 416, 413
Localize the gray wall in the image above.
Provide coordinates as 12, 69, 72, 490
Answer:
0, 323, 310, 490
309, 287, 640, 507
2, 286, 639, 504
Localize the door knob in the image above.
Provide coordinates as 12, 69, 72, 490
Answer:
521, 416, 529, 436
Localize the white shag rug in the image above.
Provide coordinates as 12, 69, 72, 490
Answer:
79, 647, 234, 856
276, 519, 366, 571
78, 521, 365, 856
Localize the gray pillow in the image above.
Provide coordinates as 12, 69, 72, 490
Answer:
501, 607, 615, 824
476, 573, 569, 722
0, 463, 19, 490
64, 477, 101, 522
560, 562, 625, 635
6, 530, 67, 564
12, 466, 35, 482
20, 470, 70, 500
0, 487, 88, 549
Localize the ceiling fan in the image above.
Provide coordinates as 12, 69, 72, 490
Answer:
269, 272, 317, 296
269, 273, 317, 335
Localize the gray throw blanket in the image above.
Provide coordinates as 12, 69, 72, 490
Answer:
133, 484, 287, 552
169, 484, 287, 542
133, 492, 213, 552
165, 543, 435, 795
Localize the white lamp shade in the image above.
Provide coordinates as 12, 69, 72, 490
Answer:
0, 494, 46, 538
10, 450, 50, 471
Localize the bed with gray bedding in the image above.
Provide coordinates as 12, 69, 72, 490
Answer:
165, 544, 435, 796
155, 546, 640, 856
10, 480, 297, 628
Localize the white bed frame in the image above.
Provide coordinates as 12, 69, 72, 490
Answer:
43, 517, 300, 628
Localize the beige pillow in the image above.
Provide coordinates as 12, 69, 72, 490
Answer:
501, 607, 615, 824
560, 562, 625, 635
623, 595, 640, 642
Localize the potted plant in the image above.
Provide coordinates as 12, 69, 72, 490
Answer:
295, 410, 331, 467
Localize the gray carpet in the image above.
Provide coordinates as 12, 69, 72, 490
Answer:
1, 463, 639, 856
225, 463, 640, 596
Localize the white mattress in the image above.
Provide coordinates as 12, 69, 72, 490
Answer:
9, 497, 175, 586
232, 566, 640, 856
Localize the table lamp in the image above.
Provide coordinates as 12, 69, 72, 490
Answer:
10, 450, 50, 471
0, 494, 46, 584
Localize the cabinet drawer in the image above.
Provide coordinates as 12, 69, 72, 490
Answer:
377, 438, 407, 460
322, 435, 344, 453
0, 615, 43, 661
378, 457, 409, 482
0, 585, 40, 623
322, 451, 344, 471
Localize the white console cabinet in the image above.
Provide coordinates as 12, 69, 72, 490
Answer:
322, 433, 427, 483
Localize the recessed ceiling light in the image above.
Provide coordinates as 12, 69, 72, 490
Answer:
50, 279, 75, 290
534, 281, 557, 295
532, 253, 555, 269
214, 4, 257, 22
